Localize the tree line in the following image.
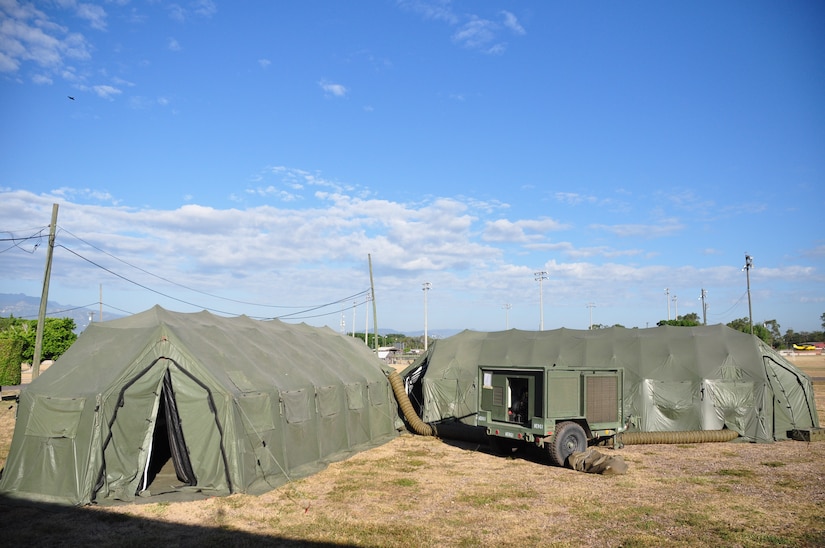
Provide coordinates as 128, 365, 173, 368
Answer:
593, 311, 825, 349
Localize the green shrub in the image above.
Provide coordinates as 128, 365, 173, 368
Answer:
0, 336, 23, 386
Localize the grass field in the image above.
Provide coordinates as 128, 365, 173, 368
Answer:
1, 355, 824, 547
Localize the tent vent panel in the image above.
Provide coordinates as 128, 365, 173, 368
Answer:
26, 396, 86, 439
281, 389, 310, 424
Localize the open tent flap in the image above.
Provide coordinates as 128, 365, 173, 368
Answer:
96, 358, 231, 503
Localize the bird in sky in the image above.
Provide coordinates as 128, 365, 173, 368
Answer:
67, 96, 75, 100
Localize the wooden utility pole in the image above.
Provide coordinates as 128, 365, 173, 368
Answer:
32, 203, 59, 380
368, 254, 378, 350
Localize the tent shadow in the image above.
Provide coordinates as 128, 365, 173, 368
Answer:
0, 493, 350, 547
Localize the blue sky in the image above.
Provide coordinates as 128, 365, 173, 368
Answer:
1, 0, 823, 335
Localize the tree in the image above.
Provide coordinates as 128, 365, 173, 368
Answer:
657, 318, 701, 327
678, 312, 700, 324
726, 317, 771, 345
821, 312, 825, 331
763, 319, 781, 347
0, 316, 77, 363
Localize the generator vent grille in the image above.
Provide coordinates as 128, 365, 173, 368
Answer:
586, 376, 618, 423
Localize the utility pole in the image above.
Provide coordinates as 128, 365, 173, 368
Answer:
32, 203, 59, 381
422, 282, 431, 351
664, 288, 671, 321
587, 302, 596, 330
364, 294, 370, 346
700, 289, 708, 326
351, 301, 357, 337
368, 254, 378, 350
744, 254, 754, 335
503, 303, 511, 330
535, 271, 548, 331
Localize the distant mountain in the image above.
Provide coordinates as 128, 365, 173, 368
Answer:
0, 293, 120, 332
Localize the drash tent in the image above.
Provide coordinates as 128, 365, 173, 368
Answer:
401, 325, 819, 443
0, 306, 397, 506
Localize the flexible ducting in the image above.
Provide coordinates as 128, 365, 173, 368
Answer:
388, 370, 435, 436
619, 429, 739, 445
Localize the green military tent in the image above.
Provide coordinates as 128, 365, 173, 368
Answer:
0, 306, 397, 506
400, 325, 819, 443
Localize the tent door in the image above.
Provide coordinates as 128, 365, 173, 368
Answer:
138, 369, 197, 494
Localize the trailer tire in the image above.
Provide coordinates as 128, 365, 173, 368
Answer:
549, 421, 587, 467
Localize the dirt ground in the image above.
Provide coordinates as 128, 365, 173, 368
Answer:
1, 354, 824, 547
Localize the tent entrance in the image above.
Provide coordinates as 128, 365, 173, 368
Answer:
137, 370, 197, 496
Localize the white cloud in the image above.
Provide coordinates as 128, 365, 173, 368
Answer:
500, 11, 525, 35
92, 84, 121, 99
258, 58, 271, 69
591, 220, 684, 238
168, 38, 181, 51
483, 218, 569, 243
319, 80, 348, 97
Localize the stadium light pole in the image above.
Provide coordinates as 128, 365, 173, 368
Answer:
503, 303, 511, 329
664, 288, 671, 320
672, 294, 678, 320
744, 254, 754, 334
422, 282, 432, 351
535, 271, 548, 331
587, 302, 595, 330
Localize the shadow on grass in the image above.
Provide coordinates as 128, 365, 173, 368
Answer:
429, 420, 568, 469
0, 494, 348, 547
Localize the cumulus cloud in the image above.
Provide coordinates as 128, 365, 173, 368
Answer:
0, 2, 92, 74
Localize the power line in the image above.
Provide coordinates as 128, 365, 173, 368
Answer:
0, 227, 47, 254
15, 303, 99, 320
57, 227, 324, 309
55, 243, 371, 321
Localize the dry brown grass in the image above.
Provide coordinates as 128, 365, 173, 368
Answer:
1, 356, 824, 547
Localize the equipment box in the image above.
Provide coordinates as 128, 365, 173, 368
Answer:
788, 428, 825, 442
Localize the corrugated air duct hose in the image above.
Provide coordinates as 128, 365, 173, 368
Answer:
388, 370, 436, 437
619, 429, 739, 445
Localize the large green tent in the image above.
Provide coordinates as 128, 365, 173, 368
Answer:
0, 306, 397, 506
400, 325, 819, 443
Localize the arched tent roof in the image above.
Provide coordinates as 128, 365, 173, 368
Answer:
1, 306, 398, 505
400, 325, 818, 443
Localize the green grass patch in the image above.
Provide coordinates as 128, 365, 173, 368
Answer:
717, 468, 755, 478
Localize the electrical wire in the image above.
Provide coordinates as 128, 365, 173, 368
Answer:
15, 303, 100, 320
707, 291, 748, 319
57, 226, 341, 309
55, 243, 371, 321
0, 227, 47, 254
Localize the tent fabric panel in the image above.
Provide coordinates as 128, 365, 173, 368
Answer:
640, 380, 701, 431
704, 380, 756, 438
366, 381, 394, 439
99, 362, 166, 502
25, 395, 86, 439
168, 366, 231, 496
316, 384, 349, 457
